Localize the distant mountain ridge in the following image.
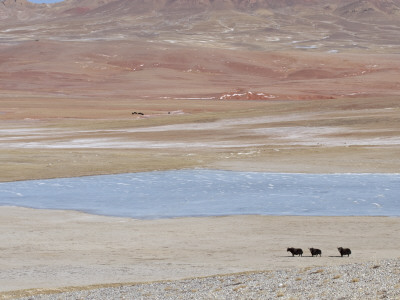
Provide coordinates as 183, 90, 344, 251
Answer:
2, 0, 400, 19
1, 0, 400, 101
1, 0, 399, 51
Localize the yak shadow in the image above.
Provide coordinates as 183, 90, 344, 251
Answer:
279, 255, 351, 258
328, 255, 351, 258
279, 255, 323, 258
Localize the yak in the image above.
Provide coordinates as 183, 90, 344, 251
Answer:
287, 247, 303, 257
338, 247, 351, 257
309, 247, 322, 257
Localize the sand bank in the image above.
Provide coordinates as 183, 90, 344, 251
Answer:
1, 206, 399, 297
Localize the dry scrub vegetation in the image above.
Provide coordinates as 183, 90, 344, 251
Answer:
1, 96, 399, 181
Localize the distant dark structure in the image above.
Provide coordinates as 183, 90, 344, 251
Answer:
309, 248, 322, 257
132, 112, 144, 115
337, 247, 351, 257
287, 247, 303, 257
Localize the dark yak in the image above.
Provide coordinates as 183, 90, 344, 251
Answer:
337, 247, 351, 257
309, 247, 322, 257
287, 247, 303, 257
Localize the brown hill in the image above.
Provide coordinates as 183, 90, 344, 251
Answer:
0, 0, 399, 99
335, 0, 400, 21
0, 0, 400, 183
1, 0, 400, 25
1, 0, 399, 16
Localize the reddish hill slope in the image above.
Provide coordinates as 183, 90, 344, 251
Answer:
0, 0, 399, 99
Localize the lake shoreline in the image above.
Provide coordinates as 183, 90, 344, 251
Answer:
2, 170, 399, 218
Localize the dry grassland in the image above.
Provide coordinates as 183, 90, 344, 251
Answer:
1, 96, 399, 182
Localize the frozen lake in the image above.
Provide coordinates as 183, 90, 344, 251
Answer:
0, 170, 399, 219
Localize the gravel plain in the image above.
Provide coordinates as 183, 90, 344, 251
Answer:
16, 259, 400, 300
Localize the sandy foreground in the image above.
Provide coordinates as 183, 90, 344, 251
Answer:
1, 206, 400, 298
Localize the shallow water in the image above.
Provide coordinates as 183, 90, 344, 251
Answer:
0, 170, 399, 219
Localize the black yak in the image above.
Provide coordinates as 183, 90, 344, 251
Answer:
309, 248, 322, 257
338, 247, 351, 257
287, 247, 303, 257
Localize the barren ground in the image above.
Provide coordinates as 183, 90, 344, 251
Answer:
1, 1, 400, 296
1, 207, 400, 298
1, 94, 399, 181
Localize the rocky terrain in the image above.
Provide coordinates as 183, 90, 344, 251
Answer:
7, 259, 400, 299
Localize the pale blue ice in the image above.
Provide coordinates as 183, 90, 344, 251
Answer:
0, 170, 399, 219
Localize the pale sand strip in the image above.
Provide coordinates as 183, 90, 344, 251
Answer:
1, 206, 400, 297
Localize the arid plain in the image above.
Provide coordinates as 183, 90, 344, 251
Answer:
1, 0, 400, 297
